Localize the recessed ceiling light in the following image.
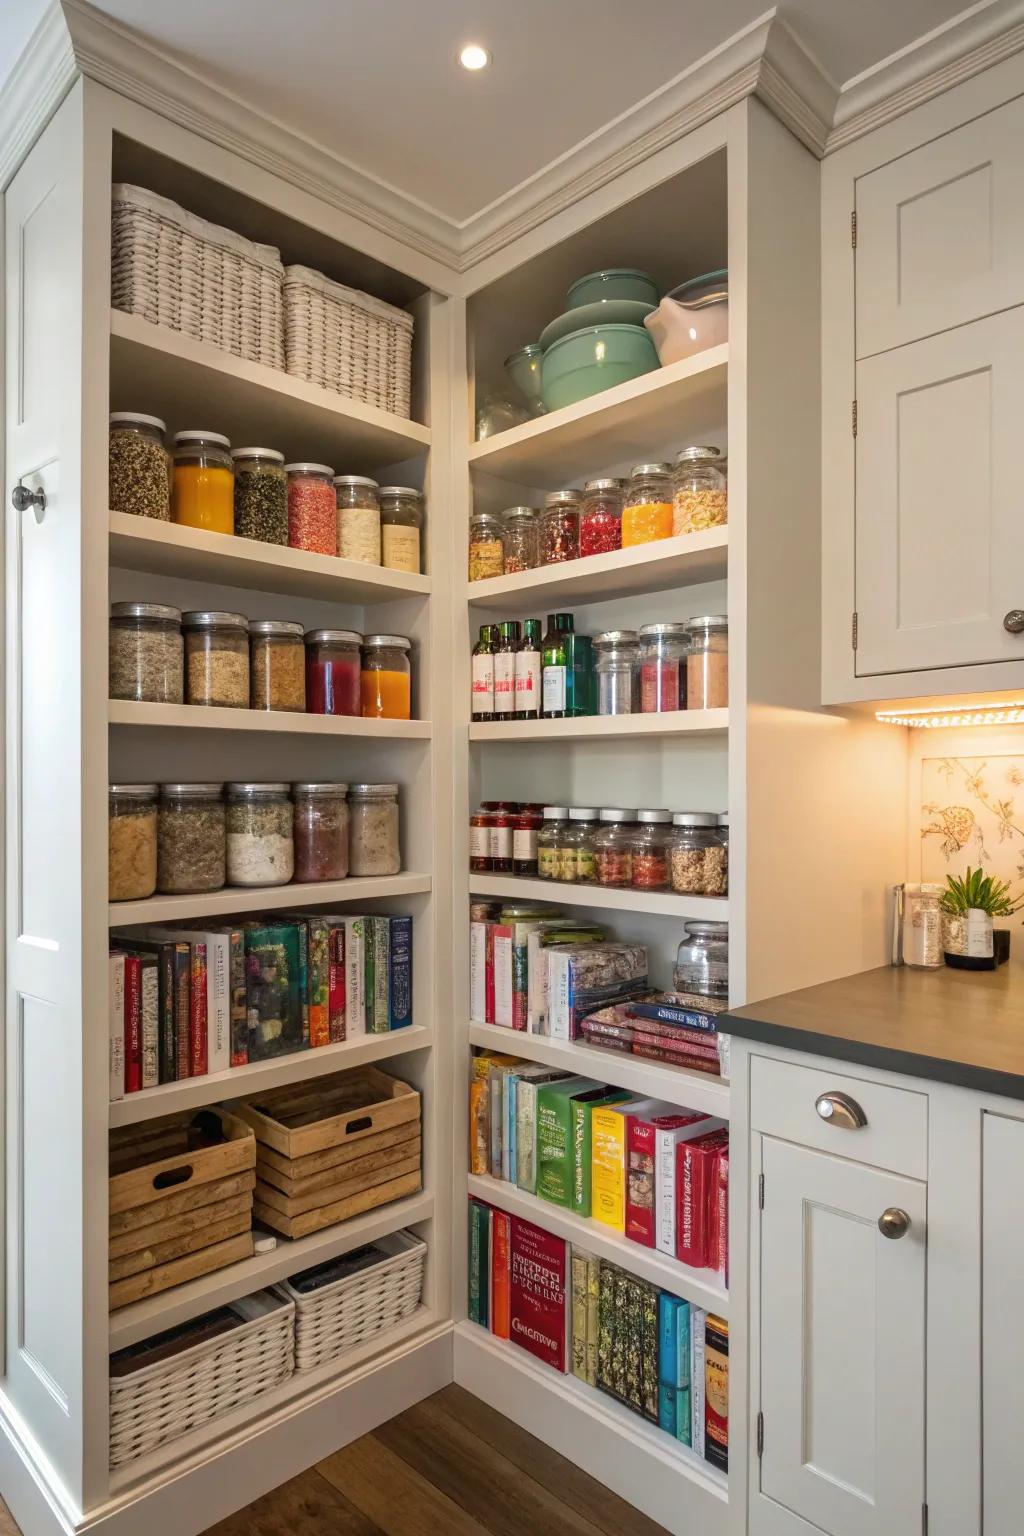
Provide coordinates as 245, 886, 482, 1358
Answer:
459, 43, 491, 70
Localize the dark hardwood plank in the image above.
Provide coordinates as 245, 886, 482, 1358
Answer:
201, 1466, 381, 1536
319, 1432, 491, 1536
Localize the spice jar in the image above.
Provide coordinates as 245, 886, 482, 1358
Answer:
109, 601, 183, 704
639, 622, 688, 713
592, 809, 637, 888
305, 628, 362, 716
670, 812, 725, 895
172, 431, 234, 533
594, 630, 640, 716
361, 634, 412, 719
336, 476, 381, 565
226, 783, 294, 887
293, 782, 349, 884
249, 619, 306, 712
231, 447, 288, 544
379, 486, 422, 573
537, 806, 568, 880
109, 784, 158, 901
687, 615, 729, 709
501, 507, 540, 574
580, 479, 623, 558
673, 446, 727, 536
631, 809, 672, 890
286, 464, 336, 555
469, 510, 505, 582
622, 463, 672, 547
109, 413, 170, 520
157, 783, 226, 894
561, 807, 599, 883
349, 783, 401, 876
539, 491, 581, 565
489, 803, 515, 874
512, 807, 542, 877
182, 611, 250, 709
470, 805, 495, 872
674, 920, 729, 1002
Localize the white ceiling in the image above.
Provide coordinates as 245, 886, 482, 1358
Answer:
4, 0, 974, 222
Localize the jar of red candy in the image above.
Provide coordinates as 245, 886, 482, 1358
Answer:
285, 463, 336, 555
305, 628, 362, 715
592, 808, 637, 888
580, 478, 623, 558
639, 621, 689, 712
539, 490, 581, 565
631, 809, 672, 890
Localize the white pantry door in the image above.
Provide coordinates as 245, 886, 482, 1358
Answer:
755, 1136, 926, 1536
981, 1110, 1024, 1535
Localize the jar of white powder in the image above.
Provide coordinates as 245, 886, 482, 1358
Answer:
225, 782, 294, 887
349, 783, 400, 876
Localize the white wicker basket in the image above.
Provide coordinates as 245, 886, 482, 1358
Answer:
109, 1288, 294, 1468
111, 183, 284, 370
283, 1229, 426, 1373
282, 264, 414, 418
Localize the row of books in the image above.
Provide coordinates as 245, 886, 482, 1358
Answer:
108, 914, 412, 1099
470, 1051, 728, 1273
467, 1199, 728, 1470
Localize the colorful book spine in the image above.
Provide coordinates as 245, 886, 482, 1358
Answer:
123, 954, 142, 1093
491, 1209, 511, 1339
138, 954, 159, 1090
572, 1089, 630, 1216
225, 929, 247, 1067
108, 953, 125, 1102
204, 932, 230, 1074
155, 944, 177, 1082
370, 916, 390, 1032
658, 1384, 678, 1436
628, 1000, 719, 1032
485, 922, 496, 1024
508, 1216, 567, 1372
172, 943, 191, 1080
592, 1100, 652, 1231
306, 918, 331, 1047
328, 924, 346, 1043
467, 1200, 488, 1327
704, 1315, 729, 1471
493, 923, 514, 1028
640, 1280, 659, 1423
536, 1079, 599, 1208
503, 1070, 517, 1183
678, 1129, 730, 1269
585, 1254, 600, 1386
515, 1077, 537, 1192
388, 915, 413, 1029
189, 942, 208, 1076
654, 1115, 721, 1257
510, 919, 545, 1031
596, 1261, 616, 1395
570, 1250, 589, 1382
690, 1306, 707, 1455
659, 1293, 681, 1388
344, 917, 366, 1037
469, 1078, 490, 1176
625, 1113, 659, 1247
712, 1148, 729, 1279
470, 920, 488, 1023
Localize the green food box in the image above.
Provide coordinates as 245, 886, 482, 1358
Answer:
572, 1087, 632, 1215
535, 1078, 603, 1207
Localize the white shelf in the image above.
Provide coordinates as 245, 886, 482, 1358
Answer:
468, 1021, 731, 1117
108, 1190, 435, 1350
110, 1024, 432, 1127
109, 510, 431, 603
466, 529, 728, 613
108, 699, 432, 740
467, 347, 728, 487
109, 872, 431, 926
110, 309, 431, 471
469, 873, 729, 920
469, 708, 728, 743
468, 1174, 727, 1314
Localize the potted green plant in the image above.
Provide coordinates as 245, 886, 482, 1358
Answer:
940, 866, 1021, 969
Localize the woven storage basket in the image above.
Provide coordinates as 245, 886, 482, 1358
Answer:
282, 1229, 425, 1373
109, 1288, 294, 1468
111, 183, 284, 370
282, 264, 414, 417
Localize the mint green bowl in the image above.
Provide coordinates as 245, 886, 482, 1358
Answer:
541, 324, 660, 410
567, 268, 660, 309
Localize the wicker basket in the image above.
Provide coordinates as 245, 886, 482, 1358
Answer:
282, 264, 414, 418
109, 1288, 294, 1468
111, 183, 284, 370
282, 1229, 425, 1373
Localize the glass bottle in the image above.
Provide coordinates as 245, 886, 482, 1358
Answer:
541, 613, 574, 719
687, 615, 729, 710
639, 622, 689, 713
379, 486, 422, 573
472, 624, 497, 721
580, 478, 623, 558
361, 634, 412, 720
631, 809, 673, 891
621, 462, 673, 547
537, 806, 568, 880
594, 629, 640, 716
539, 491, 581, 564
592, 809, 638, 888
515, 618, 542, 720
673, 446, 727, 536
335, 476, 381, 564
469, 511, 505, 581
494, 621, 521, 720
172, 430, 234, 533
501, 507, 539, 574
566, 632, 594, 717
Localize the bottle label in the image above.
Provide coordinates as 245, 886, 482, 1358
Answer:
490, 823, 512, 861
513, 827, 537, 862
381, 524, 421, 573
515, 652, 541, 712
542, 665, 567, 713
471, 654, 494, 714
470, 825, 489, 860
494, 653, 516, 714
537, 845, 558, 878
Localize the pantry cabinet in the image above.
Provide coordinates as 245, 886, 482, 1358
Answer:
980, 1111, 1024, 1534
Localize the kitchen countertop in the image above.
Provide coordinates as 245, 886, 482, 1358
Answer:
724, 962, 1024, 1100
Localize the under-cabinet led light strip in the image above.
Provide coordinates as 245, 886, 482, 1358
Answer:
876, 703, 1024, 729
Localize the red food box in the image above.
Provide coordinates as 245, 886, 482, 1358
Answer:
710, 1147, 730, 1279
626, 1109, 707, 1248
677, 1127, 730, 1269
509, 1215, 568, 1372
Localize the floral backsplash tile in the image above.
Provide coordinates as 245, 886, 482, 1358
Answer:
920, 756, 1024, 907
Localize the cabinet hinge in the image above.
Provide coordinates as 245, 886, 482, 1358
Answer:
852, 611, 859, 651
851, 210, 857, 248
852, 398, 858, 437
757, 1412, 764, 1457
758, 1172, 765, 1209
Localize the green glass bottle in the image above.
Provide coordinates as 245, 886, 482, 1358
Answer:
471, 623, 497, 722
541, 612, 574, 720
516, 618, 542, 720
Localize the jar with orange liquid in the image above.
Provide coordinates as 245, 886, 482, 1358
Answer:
361, 634, 411, 719
621, 461, 673, 547
171, 430, 234, 533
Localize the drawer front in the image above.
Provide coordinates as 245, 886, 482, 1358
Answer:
750, 1054, 927, 1178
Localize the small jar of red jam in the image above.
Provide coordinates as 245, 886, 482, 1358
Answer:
470, 806, 493, 872
580, 478, 623, 558
592, 808, 637, 887
490, 802, 517, 873
631, 808, 672, 890
512, 808, 541, 876
305, 629, 362, 715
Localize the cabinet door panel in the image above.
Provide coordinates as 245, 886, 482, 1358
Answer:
855, 309, 1024, 675
981, 1110, 1024, 1535
756, 1136, 925, 1536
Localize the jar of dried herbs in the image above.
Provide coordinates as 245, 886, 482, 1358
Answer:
157, 783, 226, 894
349, 783, 401, 876
109, 413, 170, 520
249, 619, 306, 712
226, 783, 294, 887
109, 784, 158, 901
182, 611, 250, 709
231, 447, 288, 544
109, 601, 183, 704
293, 782, 349, 883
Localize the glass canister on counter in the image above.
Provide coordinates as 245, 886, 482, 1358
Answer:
673, 446, 727, 536
109, 784, 158, 902
249, 619, 306, 712
537, 806, 568, 880
182, 610, 250, 708
361, 634, 412, 719
469, 510, 505, 582
157, 783, 226, 895
226, 782, 294, 887
592, 808, 637, 888
293, 782, 349, 884
349, 783, 401, 876
109, 602, 183, 704
335, 476, 381, 564
286, 464, 336, 556
305, 628, 362, 716
621, 463, 672, 547
379, 486, 422, 573
231, 448, 288, 544
674, 920, 729, 1003
109, 413, 170, 520
639, 622, 688, 713
580, 479, 623, 558
631, 809, 672, 891
172, 430, 234, 533
894, 883, 944, 969
687, 615, 729, 709
539, 490, 581, 565
669, 812, 726, 895
594, 629, 640, 715
501, 507, 539, 574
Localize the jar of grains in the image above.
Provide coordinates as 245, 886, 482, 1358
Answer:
674, 920, 729, 1002
594, 629, 640, 716
109, 413, 170, 520
182, 610, 250, 708
361, 634, 411, 719
231, 447, 288, 544
673, 446, 727, 536
349, 783, 401, 876
305, 628, 362, 715
669, 812, 725, 895
501, 507, 539, 574
622, 463, 673, 547
562, 807, 599, 883
335, 476, 381, 564
293, 782, 349, 883
639, 622, 689, 713
537, 806, 568, 880
379, 486, 423, 573
592, 808, 637, 888
172, 431, 234, 533
285, 464, 336, 555
109, 601, 183, 704
157, 783, 226, 894
580, 478, 623, 558
226, 783, 294, 887
109, 784, 158, 901
469, 511, 505, 582
687, 615, 729, 709
539, 490, 581, 565
249, 619, 306, 712
631, 809, 673, 891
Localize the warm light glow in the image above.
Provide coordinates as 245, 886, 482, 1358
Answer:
689, 326, 698, 341
876, 702, 1024, 729
459, 43, 491, 69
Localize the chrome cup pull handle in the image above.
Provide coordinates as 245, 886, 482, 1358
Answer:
815, 1091, 867, 1129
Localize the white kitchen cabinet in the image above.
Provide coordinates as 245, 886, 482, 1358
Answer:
980, 1111, 1024, 1535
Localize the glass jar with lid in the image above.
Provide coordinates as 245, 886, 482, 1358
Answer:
594, 629, 640, 715
470, 804, 494, 873
109, 601, 183, 704
379, 486, 423, 573
592, 808, 638, 888
293, 782, 349, 883
172, 430, 234, 533
580, 478, 623, 558
182, 610, 250, 708
687, 615, 729, 710
897, 883, 944, 969
226, 783, 294, 887
622, 463, 672, 547
489, 803, 515, 874
539, 490, 581, 565
286, 463, 336, 555
249, 619, 306, 712
639, 622, 688, 712
469, 510, 505, 582
361, 634, 411, 719
305, 628, 362, 716
109, 784, 158, 902
512, 807, 542, 877
349, 783, 401, 876
669, 812, 724, 895
674, 920, 729, 1001
537, 806, 568, 881
631, 809, 672, 891
231, 447, 288, 544
501, 507, 539, 574
157, 783, 226, 894
561, 807, 599, 883
109, 412, 170, 520
335, 475, 381, 564
673, 446, 727, 536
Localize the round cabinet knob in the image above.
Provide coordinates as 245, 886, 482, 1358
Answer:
878, 1207, 911, 1240
1004, 609, 1024, 634
11, 482, 45, 519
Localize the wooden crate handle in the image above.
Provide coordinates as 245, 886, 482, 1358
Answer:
344, 1115, 373, 1135
153, 1164, 194, 1191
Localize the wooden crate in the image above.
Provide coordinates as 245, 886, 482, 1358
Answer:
253, 1170, 423, 1240
230, 1067, 419, 1159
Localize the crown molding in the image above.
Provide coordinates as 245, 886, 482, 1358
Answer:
0, 4, 78, 190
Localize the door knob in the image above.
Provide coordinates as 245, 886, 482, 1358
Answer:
814, 1092, 867, 1129
11, 482, 45, 520
878, 1207, 910, 1239
1004, 609, 1024, 634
